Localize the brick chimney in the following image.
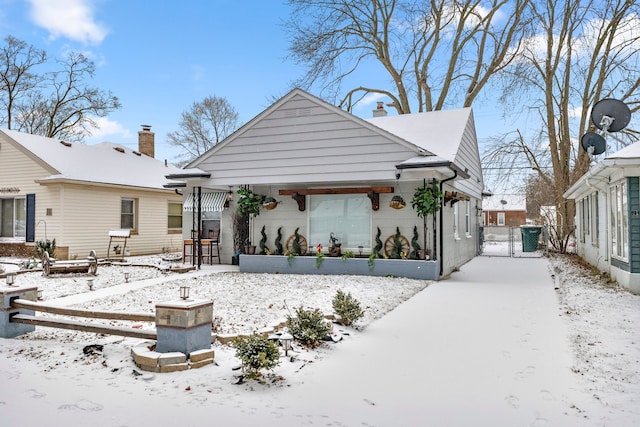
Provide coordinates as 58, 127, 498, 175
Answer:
138, 125, 155, 158
373, 101, 388, 117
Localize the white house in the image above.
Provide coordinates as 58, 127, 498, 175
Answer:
171, 89, 484, 279
564, 141, 640, 294
0, 126, 186, 259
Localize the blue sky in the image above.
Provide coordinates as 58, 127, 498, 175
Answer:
0, 0, 510, 168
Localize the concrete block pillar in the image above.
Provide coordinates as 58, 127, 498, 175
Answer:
155, 299, 213, 356
0, 285, 38, 338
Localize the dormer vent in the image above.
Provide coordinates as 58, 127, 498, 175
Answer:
60, 141, 72, 147
133, 150, 142, 156
114, 146, 125, 153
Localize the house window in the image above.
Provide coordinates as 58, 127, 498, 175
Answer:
497, 212, 505, 226
0, 197, 26, 238
309, 194, 371, 251
591, 192, 599, 247
610, 182, 628, 259
453, 202, 459, 239
168, 202, 183, 231
465, 201, 471, 236
121, 198, 137, 231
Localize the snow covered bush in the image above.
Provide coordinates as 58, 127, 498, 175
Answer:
233, 334, 280, 379
332, 289, 364, 326
286, 306, 332, 348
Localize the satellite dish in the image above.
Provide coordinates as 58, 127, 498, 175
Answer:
581, 132, 606, 155
500, 199, 507, 205
591, 98, 631, 132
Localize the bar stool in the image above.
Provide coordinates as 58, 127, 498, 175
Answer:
208, 229, 221, 264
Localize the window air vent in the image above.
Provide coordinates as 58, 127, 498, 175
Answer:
114, 147, 125, 153
60, 141, 72, 147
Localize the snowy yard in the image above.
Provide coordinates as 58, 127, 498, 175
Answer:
0, 252, 638, 426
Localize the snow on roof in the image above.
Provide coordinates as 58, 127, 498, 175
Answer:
365, 108, 472, 161
1, 129, 184, 190
606, 140, 640, 160
483, 194, 526, 211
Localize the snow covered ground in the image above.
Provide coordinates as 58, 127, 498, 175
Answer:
0, 252, 638, 426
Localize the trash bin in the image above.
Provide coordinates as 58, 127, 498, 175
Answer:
521, 226, 542, 252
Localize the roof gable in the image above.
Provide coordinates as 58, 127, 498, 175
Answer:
185, 89, 483, 198
0, 129, 184, 190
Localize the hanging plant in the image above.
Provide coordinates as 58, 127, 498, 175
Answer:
390, 195, 406, 209
262, 196, 279, 210
411, 181, 443, 218
236, 188, 265, 217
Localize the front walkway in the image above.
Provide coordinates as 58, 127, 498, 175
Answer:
259, 256, 591, 426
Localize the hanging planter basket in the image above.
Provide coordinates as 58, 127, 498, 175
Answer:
263, 197, 279, 210
389, 195, 406, 209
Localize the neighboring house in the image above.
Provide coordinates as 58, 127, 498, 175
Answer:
564, 142, 640, 294
170, 88, 484, 279
482, 194, 527, 226
0, 126, 185, 259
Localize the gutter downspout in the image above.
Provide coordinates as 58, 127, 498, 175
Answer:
439, 171, 458, 277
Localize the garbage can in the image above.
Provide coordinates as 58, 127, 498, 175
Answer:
521, 226, 542, 252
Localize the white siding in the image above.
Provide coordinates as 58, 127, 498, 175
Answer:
195, 94, 417, 186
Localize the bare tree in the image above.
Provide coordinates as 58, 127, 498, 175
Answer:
0, 36, 46, 130
286, 0, 529, 113
483, 0, 640, 252
167, 95, 239, 165
0, 36, 120, 141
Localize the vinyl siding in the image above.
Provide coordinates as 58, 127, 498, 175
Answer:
196, 94, 417, 186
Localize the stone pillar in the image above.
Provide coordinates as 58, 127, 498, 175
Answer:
0, 285, 37, 338
155, 299, 213, 355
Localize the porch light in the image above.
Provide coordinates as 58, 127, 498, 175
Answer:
87, 279, 94, 291
37, 289, 43, 300
124, 272, 130, 283
5, 272, 16, 286
179, 285, 190, 300
279, 332, 293, 356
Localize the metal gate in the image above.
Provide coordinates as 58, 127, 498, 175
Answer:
478, 225, 548, 258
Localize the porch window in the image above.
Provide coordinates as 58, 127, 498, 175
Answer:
0, 197, 26, 238
121, 198, 137, 231
168, 201, 183, 232
309, 194, 371, 251
610, 182, 628, 259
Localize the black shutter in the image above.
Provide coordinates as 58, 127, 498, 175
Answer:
26, 193, 35, 242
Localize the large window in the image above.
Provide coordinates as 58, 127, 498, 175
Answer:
309, 194, 371, 250
497, 212, 505, 226
121, 198, 137, 231
610, 182, 628, 259
168, 202, 183, 231
0, 197, 25, 238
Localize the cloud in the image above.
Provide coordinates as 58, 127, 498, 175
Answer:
86, 117, 132, 142
27, 0, 108, 45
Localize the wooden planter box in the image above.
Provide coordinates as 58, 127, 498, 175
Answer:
239, 255, 439, 281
